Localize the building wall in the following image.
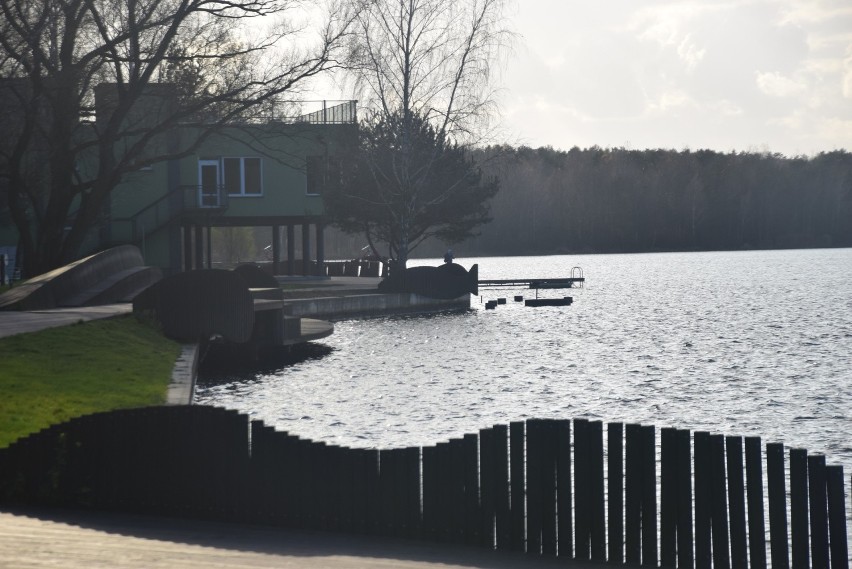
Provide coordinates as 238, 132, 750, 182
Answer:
107, 121, 356, 270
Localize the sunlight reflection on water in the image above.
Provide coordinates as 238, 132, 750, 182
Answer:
196, 248, 852, 473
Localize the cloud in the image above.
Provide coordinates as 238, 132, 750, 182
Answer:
677, 34, 706, 70
709, 99, 744, 116
778, 1, 852, 26
756, 71, 808, 97
500, 1, 850, 155
645, 89, 696, 114
844, 46, 852, 98
630, 1, 732, 70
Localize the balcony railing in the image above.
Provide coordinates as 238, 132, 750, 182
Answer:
295, 100, 357, 124
117, 185, 229, 244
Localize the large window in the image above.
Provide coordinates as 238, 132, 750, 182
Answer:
223, 157, 262, 196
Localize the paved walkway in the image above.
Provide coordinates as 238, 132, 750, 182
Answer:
0, 303, 133, 338
0, 277, 384, 339
0, 508, 589, 569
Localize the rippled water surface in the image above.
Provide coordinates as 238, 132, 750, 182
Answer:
196, 249, 852, 472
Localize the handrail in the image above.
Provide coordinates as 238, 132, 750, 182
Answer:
122, 184, 229, 243
296, 100, 357, 124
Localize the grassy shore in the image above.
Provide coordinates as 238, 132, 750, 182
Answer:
0, 315, 181, 448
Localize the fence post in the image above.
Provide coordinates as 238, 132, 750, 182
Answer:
677, 428, 695, 569
590, 421, 606, 562
745, 436, 768, 569
433, 442, 451, 542
608, 422, 624, 565
352, 448, 368, 534
494, 424, 511, 549
641, 425, 658, 568
661, 427, 678, 568
449, 439, 466, 543
575, 418, 591, 560
421, 446, 437, 540
556, 419, 573, 559
527, 419, 544, 555
313, 441, 330, 530
625, 423, 642, 565
726, 436, 748, 569
807, 455, 829, 569
695, 431, 712, 569
479, 427, 496, 549
408, 446, 423, 538
463, 433, 480, 545
365, 448, 381, 536
825, 466, 847, 569
541, 420, 559, 556
509, 421, 525, 552
710, 434, 731, 569
767, 442, 790, 569
340, 447, 356, 533
790, 448, 810, 569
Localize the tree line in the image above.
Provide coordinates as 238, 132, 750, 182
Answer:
421, 146, 852, 257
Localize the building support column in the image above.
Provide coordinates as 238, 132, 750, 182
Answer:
301, 223, 311, 276
183, 225, 193, 272
194, 224, 203, 270
272, 225, 281, 275
315, 222, 325, 277
287, 224, 295, 276
206, 224, 212, 269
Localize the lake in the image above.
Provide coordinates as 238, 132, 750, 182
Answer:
196, 248, 852, 475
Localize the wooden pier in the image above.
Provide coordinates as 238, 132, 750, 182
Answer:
478, 266, 585, 290
479, 277, 584, 289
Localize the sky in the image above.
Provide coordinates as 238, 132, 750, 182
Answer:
496, 0, 852, 156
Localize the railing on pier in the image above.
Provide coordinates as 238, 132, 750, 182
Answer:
112, 185, 229, 245
324, 259, 385, 277
0, 406, 847, 568
479, 276, 585, 289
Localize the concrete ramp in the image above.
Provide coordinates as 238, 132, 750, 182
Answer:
59, 266, 163, 307
0, 245, 160, 311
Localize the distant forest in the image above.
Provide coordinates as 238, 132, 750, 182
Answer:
326, 146, 852, 259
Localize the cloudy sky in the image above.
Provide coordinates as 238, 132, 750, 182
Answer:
498, 0, 852, 156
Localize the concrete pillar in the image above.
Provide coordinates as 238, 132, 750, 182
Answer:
194, 224, 203, 270
316, 222, 325, 276
287, 224, 295, 275
272, 225, 281, 274
206, 225, 212, 269
301, 223, 311, 276
183, 225, 193, 272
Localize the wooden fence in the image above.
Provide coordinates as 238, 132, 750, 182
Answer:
0, 406, 847, 568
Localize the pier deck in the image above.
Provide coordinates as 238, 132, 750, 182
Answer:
478, 277, 584, 289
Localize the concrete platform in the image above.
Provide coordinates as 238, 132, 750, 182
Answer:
0, 508, 590, 569
294, 317, 335, 343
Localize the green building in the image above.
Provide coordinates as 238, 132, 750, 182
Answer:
0, 79, 357, 278
103, 98, 357, 275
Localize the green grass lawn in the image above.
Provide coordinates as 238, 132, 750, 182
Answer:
0, 315, 181, 448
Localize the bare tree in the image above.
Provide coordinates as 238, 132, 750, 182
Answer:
329, 0, 512, 268
0, 0, 361, 275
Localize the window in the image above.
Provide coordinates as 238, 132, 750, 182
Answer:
306, 155, 340, 195
223, 157, 262, 196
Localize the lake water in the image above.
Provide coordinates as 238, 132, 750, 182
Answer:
196, 248, 852, 476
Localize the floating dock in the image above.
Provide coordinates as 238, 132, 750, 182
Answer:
479, 277, 584, 289
525, 297, 573, 307
478, 266, 584, 290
